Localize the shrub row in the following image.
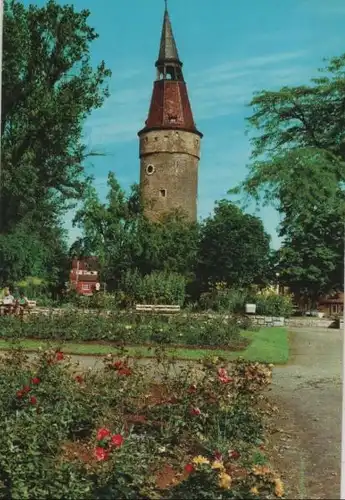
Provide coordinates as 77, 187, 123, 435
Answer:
199, 289, 293, 317
0, 313, 252, 349
0, 348, 284, 499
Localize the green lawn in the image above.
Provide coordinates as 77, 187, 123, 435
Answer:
0, 327, 289, 364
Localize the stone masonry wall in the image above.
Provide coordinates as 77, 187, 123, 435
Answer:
139, 129, 200, 222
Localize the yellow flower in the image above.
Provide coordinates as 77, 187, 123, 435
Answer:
250, 486, 259, 495
252, 465, 271, 476
274, 478, 284, 498
192, 455, 210, 465
211, 460, 225, 471
218, 472, 231, 489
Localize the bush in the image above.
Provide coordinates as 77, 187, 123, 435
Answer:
199, 289, 248, 313
254, 294, 293, 318
0, 312, 245, 349
199, 288, 293, 318
0, 349, 283, 499
120, 270, 186, 306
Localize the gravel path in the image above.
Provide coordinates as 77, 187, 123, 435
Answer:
268, 327, 342, 499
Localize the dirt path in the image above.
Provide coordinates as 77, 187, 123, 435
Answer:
268, 328, 342, 499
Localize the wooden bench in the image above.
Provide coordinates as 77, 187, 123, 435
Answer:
135, 304, 181, 313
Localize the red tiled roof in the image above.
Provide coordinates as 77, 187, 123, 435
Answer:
139, 80, 201, 136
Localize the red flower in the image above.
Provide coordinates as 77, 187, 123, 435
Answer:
29, 396, 37, 405
96, 427, 111, 441
110, 434, 124, 448
229, 449, 240, 460
188, 384, 197, 394
214, 450, 223, 461
94, 447, 109, 461
31, 377, 40, 385
56, 351, 64, 361
118, 367, 132, 376
16, 390, 24, 399
184, 463, 194, 474
75, 375, 83, 384
190, 407, 201, 416
217, 367, 233, 384
113, 360, 123, 370
23, 385, 31, 394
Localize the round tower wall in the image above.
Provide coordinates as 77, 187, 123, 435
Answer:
139, 129, 201, 222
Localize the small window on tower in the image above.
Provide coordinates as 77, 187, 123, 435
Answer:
168, 114, 177, 123
159, 189, 167, 198
146, 164, 155, 175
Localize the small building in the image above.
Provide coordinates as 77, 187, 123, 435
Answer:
318, 292, 344, 316
69, 258, 100, 296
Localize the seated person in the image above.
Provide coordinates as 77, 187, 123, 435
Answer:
2, 288, 15, 315
16, 292, 29, 315
2, 288, 15, 305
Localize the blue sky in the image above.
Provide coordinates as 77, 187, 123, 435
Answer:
29, 0, 345, 247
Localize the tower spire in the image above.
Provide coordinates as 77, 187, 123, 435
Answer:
156, 1, 181, 65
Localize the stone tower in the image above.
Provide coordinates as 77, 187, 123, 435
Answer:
138, 3, 202, 222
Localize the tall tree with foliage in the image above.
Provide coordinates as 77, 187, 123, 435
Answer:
1, 0, 111, 286
71, 172, 141, 282
72, 173, 199, 284
2, 0, 111, 232
232, 53, 345, 302
197, 200, 271, 290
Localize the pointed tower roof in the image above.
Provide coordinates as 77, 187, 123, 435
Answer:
138, 2, 202, 138
156, 3, 181, 65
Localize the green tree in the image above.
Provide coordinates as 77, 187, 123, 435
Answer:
0, 220, 68, 290
71, 172, 139, 282
2, 0, 111, 232
197, 200, 271, 289
72, 174, 199, 285
134, 210, 199, 278
232, 53, 345, 302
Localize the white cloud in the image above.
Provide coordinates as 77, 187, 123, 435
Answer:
189, 51, 312, 121
86, 50, 312, 145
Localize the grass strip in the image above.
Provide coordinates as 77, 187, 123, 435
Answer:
0, 327, 289, 364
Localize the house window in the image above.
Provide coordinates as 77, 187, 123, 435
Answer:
82, 283, 90, 291
332, 304, 337, 313
159, 189, 167, 198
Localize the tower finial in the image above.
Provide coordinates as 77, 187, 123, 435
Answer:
164, 0, 168, 11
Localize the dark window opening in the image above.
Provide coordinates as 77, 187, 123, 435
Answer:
146, 164, 155, 175
159, 189, 167, 198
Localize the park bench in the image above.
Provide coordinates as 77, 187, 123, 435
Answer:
135, 304, 181, 314
19, 300, 37, 317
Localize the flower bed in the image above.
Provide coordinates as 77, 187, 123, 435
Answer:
0, 312, 251, 349
0, 348, 284, 498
